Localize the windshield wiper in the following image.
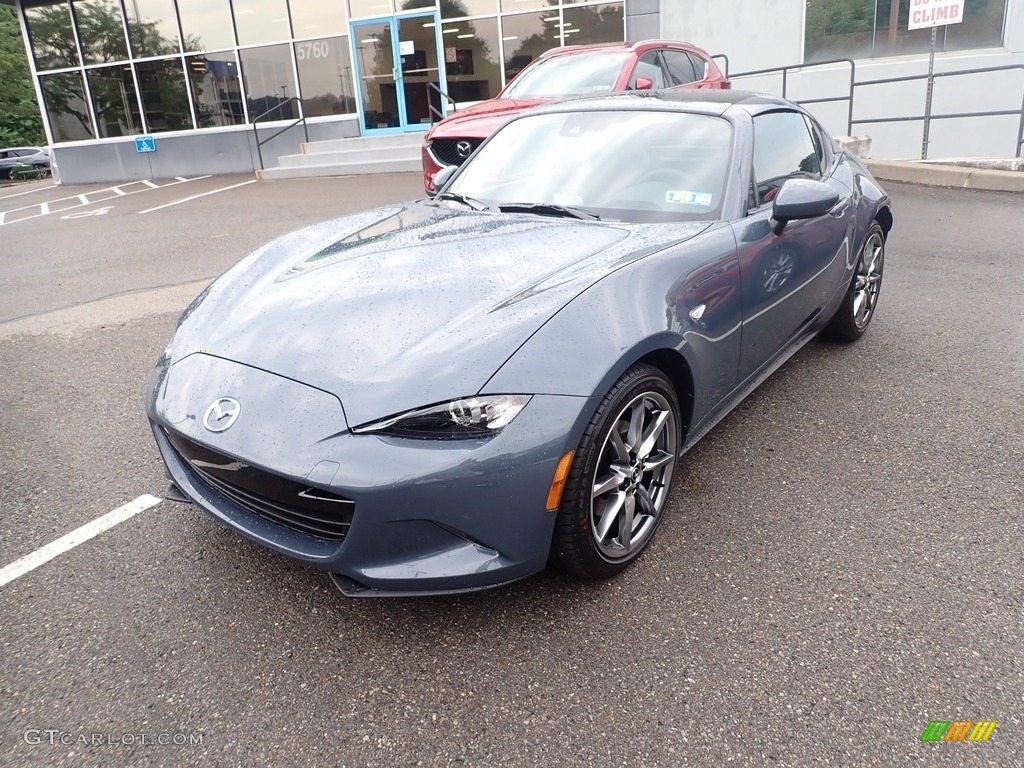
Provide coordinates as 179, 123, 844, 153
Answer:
496, 202, 600, 220
435, 192, 493, 211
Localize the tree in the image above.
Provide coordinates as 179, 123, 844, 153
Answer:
0, 6, 45, 146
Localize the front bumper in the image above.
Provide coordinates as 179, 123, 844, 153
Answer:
149, 354, 596, 595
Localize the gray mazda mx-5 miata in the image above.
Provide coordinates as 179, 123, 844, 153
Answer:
148, 90, 892, 597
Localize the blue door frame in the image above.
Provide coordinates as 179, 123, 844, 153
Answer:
350, 12, 445, 136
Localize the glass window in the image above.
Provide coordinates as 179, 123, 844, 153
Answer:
24, 1, 80, 71
662, 50, 697, 86
500, 12, 563, 84
187, 52, 245, 126
628, 51, 664, 89
125, 0, 182, 57
136, 58, 193, 131
295, 36, 357, 116
752, 111, 821, 204
39, 71, 94, 140
441, 17, 501, 103
561, 3, 623, 46
233, 0, 291, 46
72, 0, 128, 64
688, 53, 708, 81
239, 44, 298, 121
178, 0, 235, 52
349, 0, 391, 17
289, 0, 347, 39
805, 0, 1006, 61
500, 0, 548, 12
440, 0, 497, 19
397, 0, 434, 9
448, 111, 733, 223
87, 64, 143, 137
503, 49, 630, 97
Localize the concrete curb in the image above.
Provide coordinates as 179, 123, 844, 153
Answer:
865, 159, 1024, 193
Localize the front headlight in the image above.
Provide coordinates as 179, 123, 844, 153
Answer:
352, 395, 532, 439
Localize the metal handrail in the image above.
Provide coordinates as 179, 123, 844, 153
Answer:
730, 58, 857, 136
251, 96, 309, 171
710, 53, 729, 77
427, 82, 456, 124
852, 64, 1024, 158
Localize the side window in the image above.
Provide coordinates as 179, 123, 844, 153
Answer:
662, 50, 697, 86
629, 51, 665, 89
688, 54, 709, 82
803, 115, 828, 173
751, 111, 822, 206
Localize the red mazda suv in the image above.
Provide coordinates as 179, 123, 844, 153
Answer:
421, 40, 730, 192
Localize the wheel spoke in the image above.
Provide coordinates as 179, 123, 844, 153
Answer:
619, 493, 635, 551
635, 410, 669, 460
625, 400, 645, 450
852, 291, 865, 319
592, 468, 626, 499
596, 492, 624, 542
643, 450, 674, 472
635, 485, 657, 518
608, 428, 630, 463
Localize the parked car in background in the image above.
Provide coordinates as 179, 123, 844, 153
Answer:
421, 40, 730, 192
0, 146, 51, 180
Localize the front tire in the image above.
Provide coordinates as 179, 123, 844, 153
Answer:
825, 222, 885, 342
550, 364, 680, 579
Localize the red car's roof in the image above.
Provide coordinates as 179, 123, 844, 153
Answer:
539, 40, 704, 58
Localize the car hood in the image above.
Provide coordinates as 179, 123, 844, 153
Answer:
170, 202, 713, 427
427, 98, 547, 140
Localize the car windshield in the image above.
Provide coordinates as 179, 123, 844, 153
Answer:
445, 110, 733, 223
501, 51, 632, 98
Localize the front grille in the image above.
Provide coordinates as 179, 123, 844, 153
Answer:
164, 430, 354, 541
429, 138, 482, 167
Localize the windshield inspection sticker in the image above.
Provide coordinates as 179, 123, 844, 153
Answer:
553, 193, 584, 206
666, 190, 713, 206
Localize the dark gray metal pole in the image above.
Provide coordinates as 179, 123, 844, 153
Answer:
922, 26, 937, 160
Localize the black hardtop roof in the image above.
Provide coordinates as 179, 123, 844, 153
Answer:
526, 89, 798, 118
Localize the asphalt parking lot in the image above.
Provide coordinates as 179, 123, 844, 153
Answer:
0, 173, 1021, 767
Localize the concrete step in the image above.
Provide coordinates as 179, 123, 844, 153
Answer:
278, 146, 419, 168
301, 133, 425, 154
257, 157, 421, 181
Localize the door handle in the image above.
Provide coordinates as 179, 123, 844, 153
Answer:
393, 67, 400, 82
829, 197, 851, 217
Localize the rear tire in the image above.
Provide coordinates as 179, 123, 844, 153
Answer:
550, 364, 680, 579
825, 222, 885, 342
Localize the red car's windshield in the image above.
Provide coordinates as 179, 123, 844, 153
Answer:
501, 51, 632, 99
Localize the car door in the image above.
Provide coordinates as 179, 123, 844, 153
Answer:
661, 50, 699, 89
627, 51, 667, 90
732, 110, 854, 381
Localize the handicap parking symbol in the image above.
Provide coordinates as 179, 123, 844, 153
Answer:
135, 136, 156, 153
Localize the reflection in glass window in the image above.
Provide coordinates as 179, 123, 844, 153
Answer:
187, 53, 245, 126
561, 3, 623, 46
500, 11, 560, 83
72, 0, 128, 64
39, 71, 94, 140
24, 1, 80, 71
88, 65, 143, 137
125, 0, 181, 57
500, 0, 548, 12
239, 44, 298, 121
752, 111, 821, 203
136, 59, 193, 131
233, 0, 290, 46
295, 37, 357, 116
805, 0, 1007, 61
440, 0, 497, 19
349, 0, 391, 17
440, 17, 500, 103
178, 0, 235, 52
289, 0, 347, 39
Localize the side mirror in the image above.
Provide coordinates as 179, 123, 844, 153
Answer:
427, 166, 457, 197
634, 77, 654, 91
770, 178, 839, 235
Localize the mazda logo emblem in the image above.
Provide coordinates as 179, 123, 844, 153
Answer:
456, 140, 473, 158
203, 397, 241, 432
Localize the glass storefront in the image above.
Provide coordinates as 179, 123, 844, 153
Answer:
22, 0, 626, 143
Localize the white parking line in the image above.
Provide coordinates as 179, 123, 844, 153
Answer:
138, 179, 257, 214
0, 183, 57, 201
0, 494, 162, 588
